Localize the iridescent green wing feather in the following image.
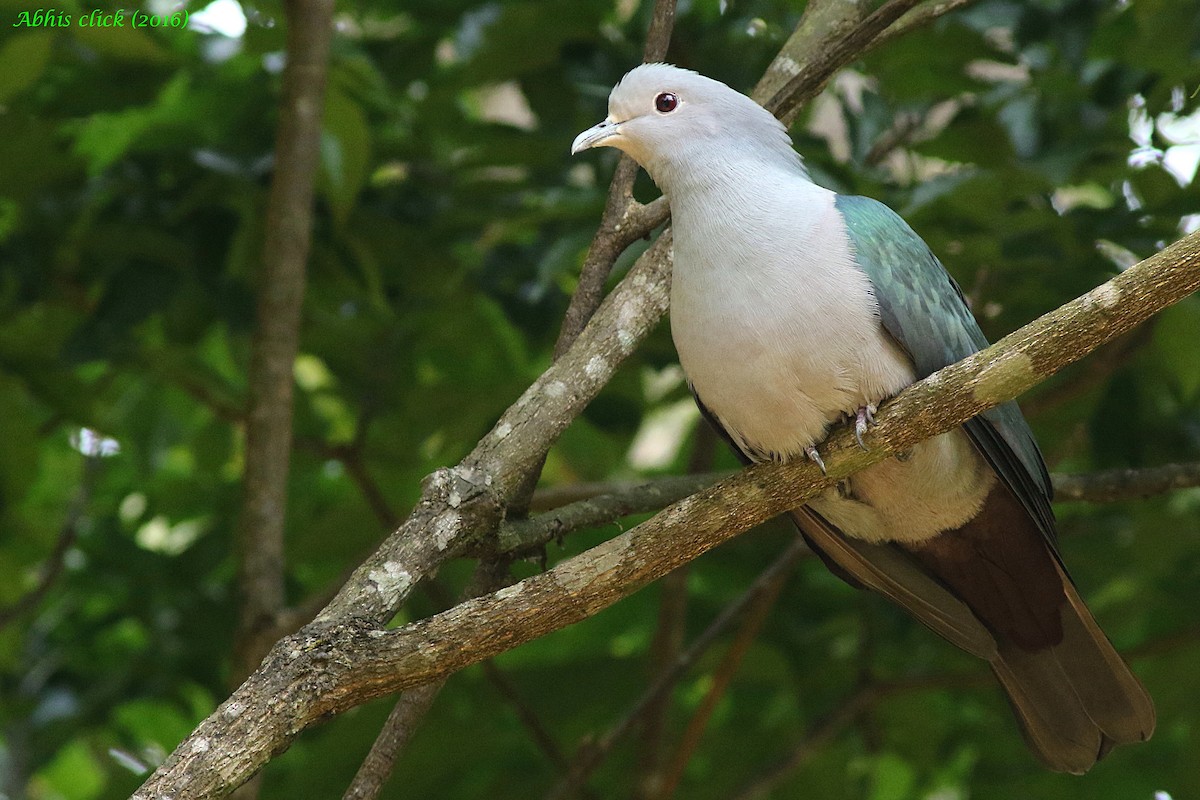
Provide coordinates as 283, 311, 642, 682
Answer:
835, 194, 1055, 545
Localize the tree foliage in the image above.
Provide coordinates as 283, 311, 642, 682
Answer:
1, 0, 1198, 798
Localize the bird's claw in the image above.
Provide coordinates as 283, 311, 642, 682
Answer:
805, 445, 827, 475
854, 403, 877, 451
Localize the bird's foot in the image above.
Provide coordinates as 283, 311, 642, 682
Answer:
854, 404, 877, 451
804, 445, 827, 475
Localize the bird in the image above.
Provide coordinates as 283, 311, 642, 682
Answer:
571, 63, 1154, 773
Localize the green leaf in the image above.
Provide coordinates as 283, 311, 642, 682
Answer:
72, 20, 172, 64
67, 71, 193, 175
1152, 298, 1200, 401
0, 31, 55, 103
319, 86, 372, 226
31, 738, 106, 800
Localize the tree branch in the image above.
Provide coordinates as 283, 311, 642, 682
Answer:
340, 684, 442, 800
516, 455, 1200, 550
729, 617, 1200, 800
631, 565, 689, 800
553, 0, 677, 358
133, 229, 1200, 799
869, 0, 978, 52
498, 471, 728, 556
729, 684, 878, 800
633, 425, 713, 799
1054, 461, 1200, 503
341, 561, 510, 800
233, 0, 336, 684
762, 0, 926, 122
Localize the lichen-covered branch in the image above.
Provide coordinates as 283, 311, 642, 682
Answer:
762, 0, 926, 121
133, 230, 1200, 799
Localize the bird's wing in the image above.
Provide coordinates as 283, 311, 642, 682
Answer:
835, 194, 1056, 547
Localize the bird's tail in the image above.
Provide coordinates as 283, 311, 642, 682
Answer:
791, 491, 1154, 774
987, 562, 1155, 774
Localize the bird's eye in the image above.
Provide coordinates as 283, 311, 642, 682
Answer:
655, 92, 678, 113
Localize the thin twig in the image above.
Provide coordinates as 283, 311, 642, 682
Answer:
730, 685, 878, 800
1054, 461, 1200, 503
870, 0, 978, 52
342, 560, 512, 800
733, 669, 1004, 800
480, 662, 573, 772
554, 0, 678, 357
655, 556, 791, 798
631, 566, 689, 800
546, 537, 810, 800
499, 472, 730, 555
727, 619, 1200, 800
632, 425, 716, 798
515, 456, 1200, 551
729, 619, 1200, 799
0, 456, 101, 629
864, 112, 925, 166
341, 684, 443, 800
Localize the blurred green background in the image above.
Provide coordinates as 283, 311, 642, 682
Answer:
1, 0, 1198, 797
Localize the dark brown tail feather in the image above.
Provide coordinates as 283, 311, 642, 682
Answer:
790, 487, 1153, 773
989, 597, 1155, 774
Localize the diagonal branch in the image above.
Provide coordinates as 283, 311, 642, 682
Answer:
869, 0, 978, 52
730, 619, 1200, 800
133, 228, 1200, 800
341, 561, 511, 800
630, 425, 715, 800
730, 684, 878, 800
340, 683, 442, 800
0, 455, 101, 629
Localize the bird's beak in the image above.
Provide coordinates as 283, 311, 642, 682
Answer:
571, 117, 622, 154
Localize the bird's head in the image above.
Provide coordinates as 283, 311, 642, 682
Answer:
571, 63, 802, 189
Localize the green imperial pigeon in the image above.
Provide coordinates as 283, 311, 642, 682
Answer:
572, 63, 1154, 772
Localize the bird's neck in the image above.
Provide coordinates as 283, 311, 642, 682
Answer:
659, 155, 824, 252
648, 142, 808, 201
